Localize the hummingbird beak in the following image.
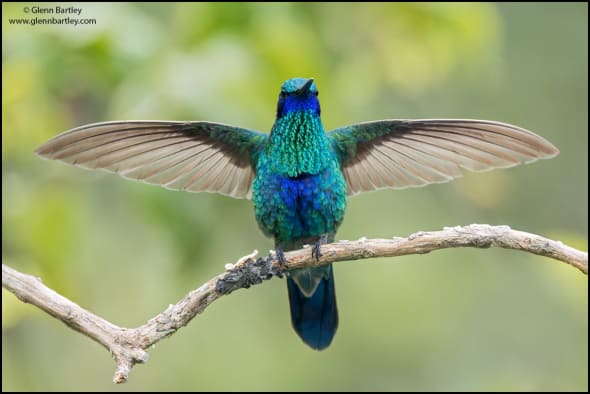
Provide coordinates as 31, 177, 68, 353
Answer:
295, 78, 314, 96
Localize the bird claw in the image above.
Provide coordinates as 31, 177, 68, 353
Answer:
266, 247, 287, 277
312, 234, 328, 261
275, 247, 286, 266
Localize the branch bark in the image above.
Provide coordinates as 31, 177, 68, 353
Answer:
2, 224, 587, 383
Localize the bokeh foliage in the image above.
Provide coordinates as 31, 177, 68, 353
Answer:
2, 2, 587, 391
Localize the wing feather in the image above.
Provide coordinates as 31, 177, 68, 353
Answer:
36, 121, 267, 199
328, 119, 558, 196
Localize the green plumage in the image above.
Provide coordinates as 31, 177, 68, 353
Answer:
266, 110, 331, 176
251, 78, 344, 349
252, 107, 346, 242
35, 77, 559, 351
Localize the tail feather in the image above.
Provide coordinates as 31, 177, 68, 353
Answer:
287, 264, 338, 350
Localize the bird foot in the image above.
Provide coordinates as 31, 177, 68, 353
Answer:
275, 246, 286, 266
312, 234, 329, 261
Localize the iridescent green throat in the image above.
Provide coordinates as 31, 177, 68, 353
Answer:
266, 110, 330, 177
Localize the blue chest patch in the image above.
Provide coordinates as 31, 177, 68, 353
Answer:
252, 161, 347, 242
280, 174, 321, 212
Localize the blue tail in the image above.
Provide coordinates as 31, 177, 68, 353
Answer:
286, 264, 338, 350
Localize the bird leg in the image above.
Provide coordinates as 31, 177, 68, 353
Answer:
312, 234, 329, 261
274, 245, 286, 266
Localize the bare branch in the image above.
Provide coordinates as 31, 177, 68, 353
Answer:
274, 224, 588, 274
2, 224, 587, 384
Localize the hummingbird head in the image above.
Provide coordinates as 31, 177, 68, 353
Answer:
276, 78, 320, 119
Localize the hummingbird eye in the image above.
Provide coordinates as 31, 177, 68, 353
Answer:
314, 91, 319, 96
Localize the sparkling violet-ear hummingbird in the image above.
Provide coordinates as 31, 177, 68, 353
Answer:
36, 77, 559, 350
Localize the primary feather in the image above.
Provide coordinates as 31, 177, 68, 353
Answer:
328, 119, 559, 195
35, 121, 267, 199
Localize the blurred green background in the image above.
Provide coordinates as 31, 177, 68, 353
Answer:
2, 2, 587, 391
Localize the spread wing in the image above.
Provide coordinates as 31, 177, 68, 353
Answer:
328, 119, 559, 196
35, 121, 268, 199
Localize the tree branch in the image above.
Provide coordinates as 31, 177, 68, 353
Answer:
2, 224, 587, 383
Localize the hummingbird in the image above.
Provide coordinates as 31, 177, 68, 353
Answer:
36, 77, 559, 350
